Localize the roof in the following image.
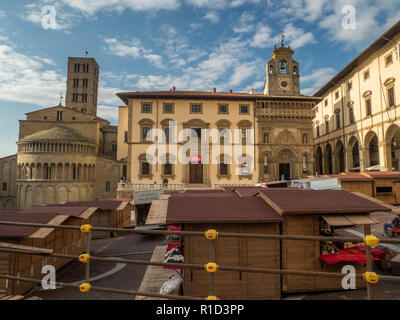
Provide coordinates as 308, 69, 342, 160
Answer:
257, 189, 390, 214
102, 126, 118, 133
25, 105, 109, 122
314, 19, 400, 97
47, 199, 126, 210
171, 192, 238, 198
233, 187, 268, 197
361, 171, 400, 179
166, 197, 283, 223
184, 189, 225, 193
0, 211, 56, 238
117, 90, 322, 105
20, 126, 94, 144
21, 206, 90, 216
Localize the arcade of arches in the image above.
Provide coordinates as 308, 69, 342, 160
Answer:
314, 125, 400, 174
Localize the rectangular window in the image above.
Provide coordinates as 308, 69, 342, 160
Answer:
112, 144, 117, 153
324, 99, 328, 106
57, 111, 63, 122
191, 104, 202, 113
164, 163, 172, 175
347, 81, 352, 91
335, 91, 339, 100
366, 98, 372, 116
349, 107, 355, 124
364, 70, 370, 80
218, 104, 228, 114
74, 63, 80, 73
105, 181, 110, 192
325, 121, 329, 134
141, 162, 150, 175
317, 126, 320, 138
163, 103, 173, 113
73, 79, 79, 88
336, 113, 341, 129
142, 127, 150, 140
386, 54, 393, 66
82, 94, 87, 102
376, 186, 392, 194
240, 105, 249, 114
220, 163, 228, 175
141, 103, 152, 113
263, 133, 269, 144
83, 79, 88, 88
2, 182, 7, 192
388, 87, 395, 107
164, 127, 170, 142
124, 131, 128, 143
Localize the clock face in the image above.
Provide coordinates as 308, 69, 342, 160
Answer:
281, 81, 288, 88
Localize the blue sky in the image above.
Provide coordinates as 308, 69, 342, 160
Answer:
0, 0, 399, 157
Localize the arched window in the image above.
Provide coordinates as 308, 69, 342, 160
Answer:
279, 60, 287, 73
293, 66, 298, 74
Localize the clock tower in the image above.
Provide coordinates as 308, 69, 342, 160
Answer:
263, 35, 300, 96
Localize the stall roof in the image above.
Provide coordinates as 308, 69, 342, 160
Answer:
233, 187, 268, 197
0, 212, 57, 238
171, 192, 239, 198
361, 172, 400, 179
322, 214, 378, 226
184, 189, 225, 193
166, 197, 283, 223
45, 199, 126, 210
257, 189, 390, 214
21, 206, 97, 219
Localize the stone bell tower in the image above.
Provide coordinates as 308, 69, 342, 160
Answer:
263, 33, 300, 96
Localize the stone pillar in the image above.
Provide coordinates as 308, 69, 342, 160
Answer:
379, 142, 388, 171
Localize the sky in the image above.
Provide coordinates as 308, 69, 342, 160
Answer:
0, 0, 399, 157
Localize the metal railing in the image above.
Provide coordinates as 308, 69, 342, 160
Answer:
0, 220, 399, 300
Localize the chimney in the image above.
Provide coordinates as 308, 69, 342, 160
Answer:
229, 89, 233, 93
213, 88, 217, 93
249, 89, 255, 95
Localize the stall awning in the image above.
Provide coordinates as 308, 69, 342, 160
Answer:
322, 214, 378, 226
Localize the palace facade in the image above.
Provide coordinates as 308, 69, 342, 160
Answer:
313, 20, 400, 174
117, 41, 321, 187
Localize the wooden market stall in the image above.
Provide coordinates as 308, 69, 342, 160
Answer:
255, 189, 390, 293
45, 199, 132, 238
0, 207, 95, 295
361, 172, 400, 205
166, 194, 283, 300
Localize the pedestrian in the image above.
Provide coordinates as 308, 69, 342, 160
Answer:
162, 177, 169, 189
384, 216, 400, 237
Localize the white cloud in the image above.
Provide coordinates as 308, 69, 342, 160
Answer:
97, 105, 119, 121
301, 67, 336, 95
103, 37, 164, 69
0, 44, 65, 106
250, 25, 276, 48
60, 0, 180, 15
282, 23, 315, 49
233, 12, 255, 33
0, 10, 5, 18
204, 11, 220, 23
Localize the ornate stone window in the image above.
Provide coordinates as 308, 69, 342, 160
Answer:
385, 53, 393, 67
217, 154, 231, 178
163, 103, 174, 114
160, 153, 175, 178
363, 91, 372, 116
141, 102, 152, 113
138, 118, 154, 143
190, 103, 203, 114
239, 104, 250, 115
216, 119, 231, 145
218, 103, 229, 115
138, 153, 152, 178
384, 78, 396, 108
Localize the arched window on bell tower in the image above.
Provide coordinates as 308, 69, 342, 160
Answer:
279, 60, 287, 73
293, 66, 298, 75
269, 64, 274, 74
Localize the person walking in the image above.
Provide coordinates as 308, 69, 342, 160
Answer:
384, 216, 400, 237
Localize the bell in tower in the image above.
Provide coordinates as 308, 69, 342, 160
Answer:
263, 31, 300, 96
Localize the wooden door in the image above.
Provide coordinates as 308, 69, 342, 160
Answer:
189, 164, 203, 183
